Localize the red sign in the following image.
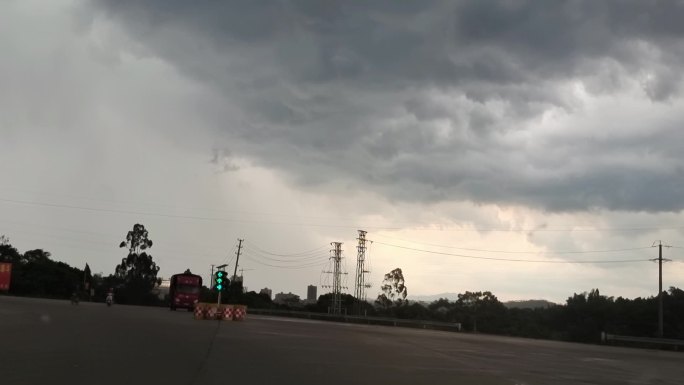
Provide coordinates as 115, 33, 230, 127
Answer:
0, 263, 11, 291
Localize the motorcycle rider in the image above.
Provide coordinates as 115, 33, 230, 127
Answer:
106, 288, 114, 306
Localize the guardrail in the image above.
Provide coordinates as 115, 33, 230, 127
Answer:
248, 308, 462, 332
602, 333, 684, 350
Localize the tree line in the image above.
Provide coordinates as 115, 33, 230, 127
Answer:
2, 233, 683, 343
371, 268, 684, 342
261, 267, 684, 343
0, 224, 162, 305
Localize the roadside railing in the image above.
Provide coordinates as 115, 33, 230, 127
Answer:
248, 308, 463, 332
602, 333, 684, 350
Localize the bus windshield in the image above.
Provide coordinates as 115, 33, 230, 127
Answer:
176, 284, 200, 294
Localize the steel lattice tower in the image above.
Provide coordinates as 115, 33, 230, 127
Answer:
353, 230, 371, 315
323, 242, 345, 315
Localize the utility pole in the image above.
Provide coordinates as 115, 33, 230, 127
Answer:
230, 239, 244, 299
651, 241, 671, 338
232, 239, 243, 282
659, 241, 663, 338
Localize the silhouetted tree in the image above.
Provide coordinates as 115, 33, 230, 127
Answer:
394, 302, 431, 319
4, 248, 82, 298
376, 268, 408, 312
83, 263, 92, 290
0, 237, 21, 264
456, 291, 507, 332
116, 224, 161, 304
239, 291, 274, 308
310, 293, 357, 313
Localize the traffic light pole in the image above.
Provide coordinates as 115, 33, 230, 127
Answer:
214, 267, 228, 308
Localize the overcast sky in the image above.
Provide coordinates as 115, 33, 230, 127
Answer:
2, 0, 684, 302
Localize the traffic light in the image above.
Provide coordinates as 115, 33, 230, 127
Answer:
214, 271, 227, 291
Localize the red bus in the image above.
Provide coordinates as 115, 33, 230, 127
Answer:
169, 273, 202, 311
0, 263, 11, 291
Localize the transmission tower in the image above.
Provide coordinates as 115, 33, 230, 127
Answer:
353, 230, 371, 315
651, 240, 672, 338
323, 242, 346, 315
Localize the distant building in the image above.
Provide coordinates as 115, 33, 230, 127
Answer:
274, 292, 301, 306
307, 285, 317, 303
154, 278, 171, 300
260, 287, 272, 300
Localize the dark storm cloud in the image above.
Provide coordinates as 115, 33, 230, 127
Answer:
89, 0, 684, 212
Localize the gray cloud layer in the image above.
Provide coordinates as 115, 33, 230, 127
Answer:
88, 0, 684, 212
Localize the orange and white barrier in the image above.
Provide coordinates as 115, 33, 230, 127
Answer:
206, 306, 217, 319
194, 304, 205, 320
233, 305, 247, 321
193, 303, 246, 321
222, 305, 234, 321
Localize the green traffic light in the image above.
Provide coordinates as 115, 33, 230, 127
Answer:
215, 271, 227, 290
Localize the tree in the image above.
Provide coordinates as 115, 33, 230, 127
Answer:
240, 290, 274, 308
0, 237, 21, 264
116, 224, 161, 304
562, 289, 618, 342
119, 224, 153, 254
83, 263, 93, 290
376, 268, 408, 310
8, 249, 82, 298
312, 293, 357, 313
456, 291, 506, 332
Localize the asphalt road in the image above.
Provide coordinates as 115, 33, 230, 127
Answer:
1, 296, 682, 385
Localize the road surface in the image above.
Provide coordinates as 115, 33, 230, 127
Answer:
1, 296, 682, 384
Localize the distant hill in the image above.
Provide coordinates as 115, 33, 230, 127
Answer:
503, 299, 557, 309
410, 293, 460, 302
410, 294, 557, 309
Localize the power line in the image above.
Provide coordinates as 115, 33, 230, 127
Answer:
242, 241, 329, 257
373, 241, 652, 264
0, 218, 115, 239
241, 246, 327, 260
242, 251, 328, 264
0, 186, 403, 224
1, 227, 227, 261
242, 253, 329, 269
379, 225, 684, 233
0, 218, 227, 253
0, 197, 400, 230
220, 242, 240, 266
6, 196, 684, 234
371, 233, 652, 254
240, 247, 329, 267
